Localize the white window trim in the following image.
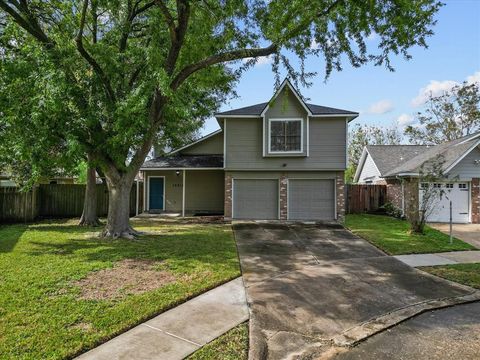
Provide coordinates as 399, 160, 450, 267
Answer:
147, 175, 166, 211
267, 118, 304, 154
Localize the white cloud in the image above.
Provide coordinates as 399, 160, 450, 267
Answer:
411, 70, 480, 107
411, 80, 458, 107
367, 99, 394, 114
397, 113, 415, 127
467, 71, 480, 85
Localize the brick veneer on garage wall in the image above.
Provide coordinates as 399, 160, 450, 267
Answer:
386, 179, 403, 212
473, 178, 480, 224
224, 172, 346, 221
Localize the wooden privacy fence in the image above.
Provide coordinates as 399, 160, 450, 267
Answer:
0, 182, 143, 223
346, 184, 386, 214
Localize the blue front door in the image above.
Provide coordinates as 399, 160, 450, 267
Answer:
149, 177, 164, 211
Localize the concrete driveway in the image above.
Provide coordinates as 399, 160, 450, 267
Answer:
429, 223, 480, 248
234, 223, 479, 360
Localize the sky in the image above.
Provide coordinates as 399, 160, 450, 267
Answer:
201, 0, 480, 137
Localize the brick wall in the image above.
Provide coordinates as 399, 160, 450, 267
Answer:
224, 174, 232, 219
336, 172, 345, 221
386, 179, 403, 212
279, 175, 288, 220
473, 178, 480, 224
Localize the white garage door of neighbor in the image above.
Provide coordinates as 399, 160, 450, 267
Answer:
420, 182, 470, 223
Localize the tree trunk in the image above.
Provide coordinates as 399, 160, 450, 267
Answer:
101, 176, 138, 239
79, 159, 100, 226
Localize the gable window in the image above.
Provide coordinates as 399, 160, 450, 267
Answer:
269, 119, 303, 153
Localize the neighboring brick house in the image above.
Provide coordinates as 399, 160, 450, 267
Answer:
354, 134, 480, 224
139, 79, 358, 221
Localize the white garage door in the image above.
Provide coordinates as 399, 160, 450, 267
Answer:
420, 182, 470, 223
233, 179, 278, 219
288, 179, 335, 220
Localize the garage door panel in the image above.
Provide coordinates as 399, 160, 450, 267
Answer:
421, 182, 470, 223
233, 179, 278, 219
289, 179, 335, 220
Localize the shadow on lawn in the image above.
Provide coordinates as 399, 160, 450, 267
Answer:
25, 229, 239, 269
0, 224, 27, 253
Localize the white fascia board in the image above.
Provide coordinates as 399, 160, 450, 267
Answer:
214, 115, 261, 118
260, 79, 313, 117
168, 129, 223, 155
353, 147, 368, 183
444, 139, 480, 174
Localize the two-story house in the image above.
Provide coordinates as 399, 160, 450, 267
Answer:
140, 79, 358, 221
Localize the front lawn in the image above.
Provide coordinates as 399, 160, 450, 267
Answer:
0, 219, 240, 359
420, 263, 480, 289
188, 322, 249, 360
345, 214, 475, 255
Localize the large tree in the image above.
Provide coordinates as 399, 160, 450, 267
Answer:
405, 82, 480, 145
0, 0, 442, 237
347, 124, 402, 182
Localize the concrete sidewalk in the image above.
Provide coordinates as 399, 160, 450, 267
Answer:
76, 278, 249, 360
395, 250, 480, 267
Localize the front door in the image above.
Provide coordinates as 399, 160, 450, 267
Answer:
149, 177, 164, 211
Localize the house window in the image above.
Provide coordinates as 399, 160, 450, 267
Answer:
269, 119, 302, 152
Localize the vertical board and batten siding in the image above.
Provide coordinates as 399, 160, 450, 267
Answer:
0, 183, 142, 222
357, 153, 382, 183
346, 184, 386, 214
447, 146, 480, 180
225, 117, 347, 170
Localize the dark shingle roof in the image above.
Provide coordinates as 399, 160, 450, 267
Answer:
383, 132, 480, 177
215, 102, 357, 116
366, 145, 427, 176
141, 155, 223, 169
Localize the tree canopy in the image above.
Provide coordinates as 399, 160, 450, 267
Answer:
405, 82, 480, 145
0, 0, 443, 236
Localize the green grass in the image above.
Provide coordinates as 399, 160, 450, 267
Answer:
421, 263, 480, 289
345, 214, 475, 255
0, 219, 240, 359
188, 322, 249, 360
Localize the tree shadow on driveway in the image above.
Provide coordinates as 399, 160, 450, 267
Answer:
233, 223, 476, 360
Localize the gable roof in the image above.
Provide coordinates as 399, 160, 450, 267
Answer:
215, 78, 358, 119
354, 145, 427, 182
384, 132, 480, 177
168, 129, 222, 155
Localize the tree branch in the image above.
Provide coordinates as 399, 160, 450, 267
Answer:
0, 0, 53, 47
76, 0, 116, 103
171, 44, 278, 90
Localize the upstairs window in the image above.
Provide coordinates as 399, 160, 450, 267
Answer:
269, 119, 302, 153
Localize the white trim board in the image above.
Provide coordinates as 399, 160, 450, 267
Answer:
168, 129, 223, 155
140, 167, 222, 171
260, 79, 313, 117
267, 118, 304, 155
444, 139, 480, 174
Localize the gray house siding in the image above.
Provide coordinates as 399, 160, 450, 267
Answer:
225, 117, 346, 170
180, 132, 224, 155
358, 153, 382, 183
263, 88, 308, 156
144, 170, 224, 213
448, 146, 480, 180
